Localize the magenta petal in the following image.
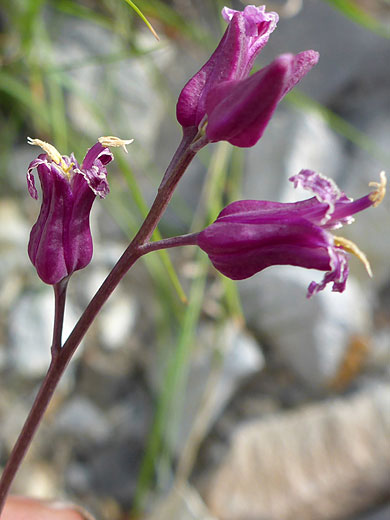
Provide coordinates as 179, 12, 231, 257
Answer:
177, 14, 247, 128
222, 5, 278, 65
27, 156, 48, 199
197, 170, 377, 295
176, 5, 279, 129
205, 52, 318, 147
281, 50, 319, 96
176, 5, 318, 151
205, 55, 288, 146
63, 174, 95, 275
26, 141, 114, 285
28, 163, 73, 284
78, 142, 112, 198
198, 219, 333, 280
307, 247, 349, 297
289, 169, 349, 217
289, 169, 378, 229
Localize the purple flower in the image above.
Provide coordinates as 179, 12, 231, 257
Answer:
197, 170, 386, 297
176, 5, 319, 148
27, 136, 132, 285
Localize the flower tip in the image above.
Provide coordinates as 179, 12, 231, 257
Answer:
305, 49, 320, 64
368, 171, 386, 207
98, 136, 134, 153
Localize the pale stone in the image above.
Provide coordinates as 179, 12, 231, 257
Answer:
206, 384, 390, 520
240, 267, 371, 388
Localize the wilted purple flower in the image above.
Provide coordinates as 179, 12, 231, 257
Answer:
176, 5, 319, 148
197, 170, 386, 297
27, 136, 132, 285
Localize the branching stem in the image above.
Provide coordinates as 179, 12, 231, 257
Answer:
0, 130, 199, 516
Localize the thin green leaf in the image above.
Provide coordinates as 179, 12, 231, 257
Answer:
122, 0, 160, 40
133, 253, 208, 513
0, 71, 50, 130
141, 0, 206, 43
115, 153, 188, 304
49, 0, 112, 30
323, 0, 390, 38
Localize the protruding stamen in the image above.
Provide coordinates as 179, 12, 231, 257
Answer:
369, 171, 386, 207
28, 137, 63, 165
27, 137, 72, 178
98, 136, 134, 153
334, 236, 372, 278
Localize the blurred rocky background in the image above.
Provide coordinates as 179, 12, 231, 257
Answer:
0, 0, 389, 519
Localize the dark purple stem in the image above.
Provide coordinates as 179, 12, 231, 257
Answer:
51, 277, 69, 358
139, 232, 199, 254
0, 276, 72, 513
0, 132, 198, 516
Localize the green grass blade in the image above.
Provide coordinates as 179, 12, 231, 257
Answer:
115, 153, 188, 304
323, 0, 390, 38
141, 0, 207, 43
0, 71, 50, 130
122, 0, 160, 40
46, 71, 68, 151
49, 0, 112, 29
133, 252, 208, 512
134, 141, 247, 511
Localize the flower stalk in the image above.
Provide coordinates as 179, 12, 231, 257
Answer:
51, 277, 69, 358
0, 133, 198, 516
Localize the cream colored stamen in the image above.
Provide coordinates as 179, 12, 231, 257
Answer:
28, 137, 62, 165
368, 171, 386, 207
98, 136, 134, 153
27, 137, 73, 179
334, 236, 372, 278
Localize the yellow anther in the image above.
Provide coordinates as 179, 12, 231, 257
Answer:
334, 236, 372, 278
27, 137, 71, 178
28, 137, 63, 165
63, 162, 75, 175
368, 171, 386, 207
98, 136, 134, 153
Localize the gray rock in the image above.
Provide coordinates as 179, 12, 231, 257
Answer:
206, 384, 390, 520
65, 462, 92, 495
8, 289, 80, 378
147, 484, 217, 520
172, 321, 264, 454
339, 117, 390, 287
50, 15, 173, 151
55, 397, 110, 444
367, 327, 390, 372
240, 267, 371, 388
260, 0, 390, 103
244, 109, 343, 202
88, 437, 144, 506
353, 504, 390, 520
98, 293, 137, 352
0, 199, 30, 301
